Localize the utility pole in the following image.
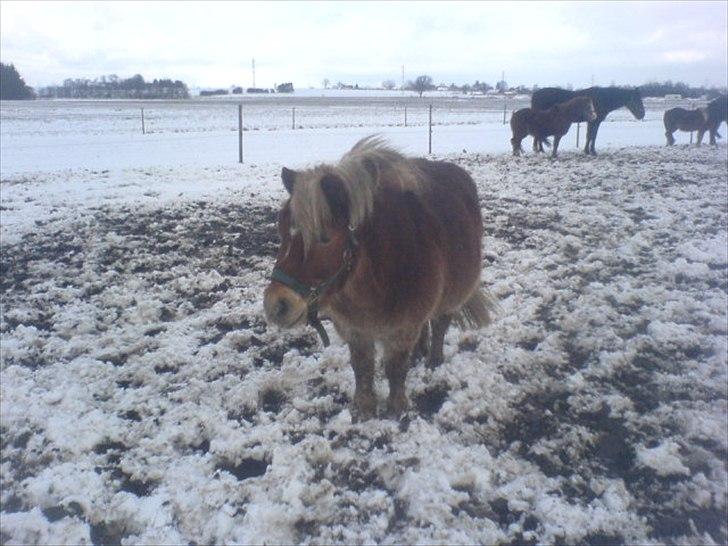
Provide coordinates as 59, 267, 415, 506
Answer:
252, 58, 256, 88
401, 65, 405, 92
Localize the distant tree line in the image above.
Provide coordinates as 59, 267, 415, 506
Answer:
0, 63, 35, 100
38, 74, 189, 99
638, 80, 725, 99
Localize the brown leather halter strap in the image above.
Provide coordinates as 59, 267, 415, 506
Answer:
270, 227, 357, 347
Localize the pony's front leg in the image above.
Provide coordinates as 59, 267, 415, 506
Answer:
346, 334, 376, 421
383, 333, 417, 417
697, 129, 705, 146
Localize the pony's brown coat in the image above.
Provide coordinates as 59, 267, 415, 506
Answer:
663, 107, 709, 146
263, 137, 495, 419
511, 96, 596, 157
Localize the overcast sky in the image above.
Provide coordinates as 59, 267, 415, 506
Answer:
1, 1, 726, 90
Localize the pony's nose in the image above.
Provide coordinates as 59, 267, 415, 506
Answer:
263, 285, 306, 328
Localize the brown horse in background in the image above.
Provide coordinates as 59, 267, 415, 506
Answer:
263, 136, 496, 420
663, 107, 709, 145
511, 96, 596, 157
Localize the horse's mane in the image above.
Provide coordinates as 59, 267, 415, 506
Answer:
290, 136, 422, 252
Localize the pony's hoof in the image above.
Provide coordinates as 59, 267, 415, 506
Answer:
351, 394, 377, 422
425, 356, 443, 369
386, 394, 409, 419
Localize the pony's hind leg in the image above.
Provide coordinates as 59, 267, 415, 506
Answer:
410, 322, 430, 365
427, 314, 452, 369
345, 333, 377, 421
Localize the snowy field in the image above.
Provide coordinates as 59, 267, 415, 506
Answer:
0, 95, 711, 175
1, 100, 727, 545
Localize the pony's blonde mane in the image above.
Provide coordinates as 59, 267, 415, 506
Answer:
289, 136, 422, 253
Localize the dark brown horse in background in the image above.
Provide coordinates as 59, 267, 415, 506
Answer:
510, 96, 596, 157
263, 136, 496, 420
705, 95, 727, 145
663, 107, 709, 145
532, 86, 645, 155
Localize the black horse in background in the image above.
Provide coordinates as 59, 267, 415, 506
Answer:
532, 86, 645, 155
705, 95, 727, 145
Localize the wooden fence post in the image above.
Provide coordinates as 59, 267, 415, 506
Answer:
238, 104, 243, 164
502, 96, 507, 125
141, 108, 145, 135
428, 104, 433, 154
292, 107, 296, 130
404, 106, 407, 127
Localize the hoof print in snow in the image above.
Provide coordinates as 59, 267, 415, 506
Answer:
89, 521, 127, 546
153, 363, 177, 374
458, 337, 479, 352
41, 501, 83, 522
413, 384, 450, 417
93, 440, 127, 455
490, 497, 522, 526
582, 533, 625, 546
116, 470, 157, 497
217, 457, 269, 481
259, 388, 287, 413
120, 409, 142, 421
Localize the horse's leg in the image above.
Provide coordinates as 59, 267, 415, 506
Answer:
383, 332, 418, 417
511, 137, 522, 156
588, 120, 603, 155
709, 122, 719, 145
665, 130, 675, 146
426, 314, 452, 369
584, 121, 595, 154
410, 322, 430, 364
551, 135, 562, 158
345, 332, 376, 421
697, 129, 705, 146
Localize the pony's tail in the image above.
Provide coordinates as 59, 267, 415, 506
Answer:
453, 288, 500, 330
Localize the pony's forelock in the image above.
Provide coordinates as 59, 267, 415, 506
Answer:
289, 136, 422, 254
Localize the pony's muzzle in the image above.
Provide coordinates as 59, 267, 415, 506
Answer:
263, 283, 308, 328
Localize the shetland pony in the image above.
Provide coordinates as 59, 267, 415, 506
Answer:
663, 107, 709, 145
532, 86, 645, 155
510, 96, 596, 157
263, 136, 496, 420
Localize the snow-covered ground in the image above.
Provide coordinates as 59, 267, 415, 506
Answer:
0, 96, 709, 175
1, 106, 727, 545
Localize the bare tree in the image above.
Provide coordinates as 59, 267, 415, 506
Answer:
408, 75, 435, 97
322, 78, 330, 89
382, 79, 396, 90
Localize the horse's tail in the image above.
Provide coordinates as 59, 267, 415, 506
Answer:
454, 288, 500, 330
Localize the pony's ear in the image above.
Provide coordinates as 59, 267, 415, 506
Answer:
320, 174, 350, 223
281, 167, 297, 194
